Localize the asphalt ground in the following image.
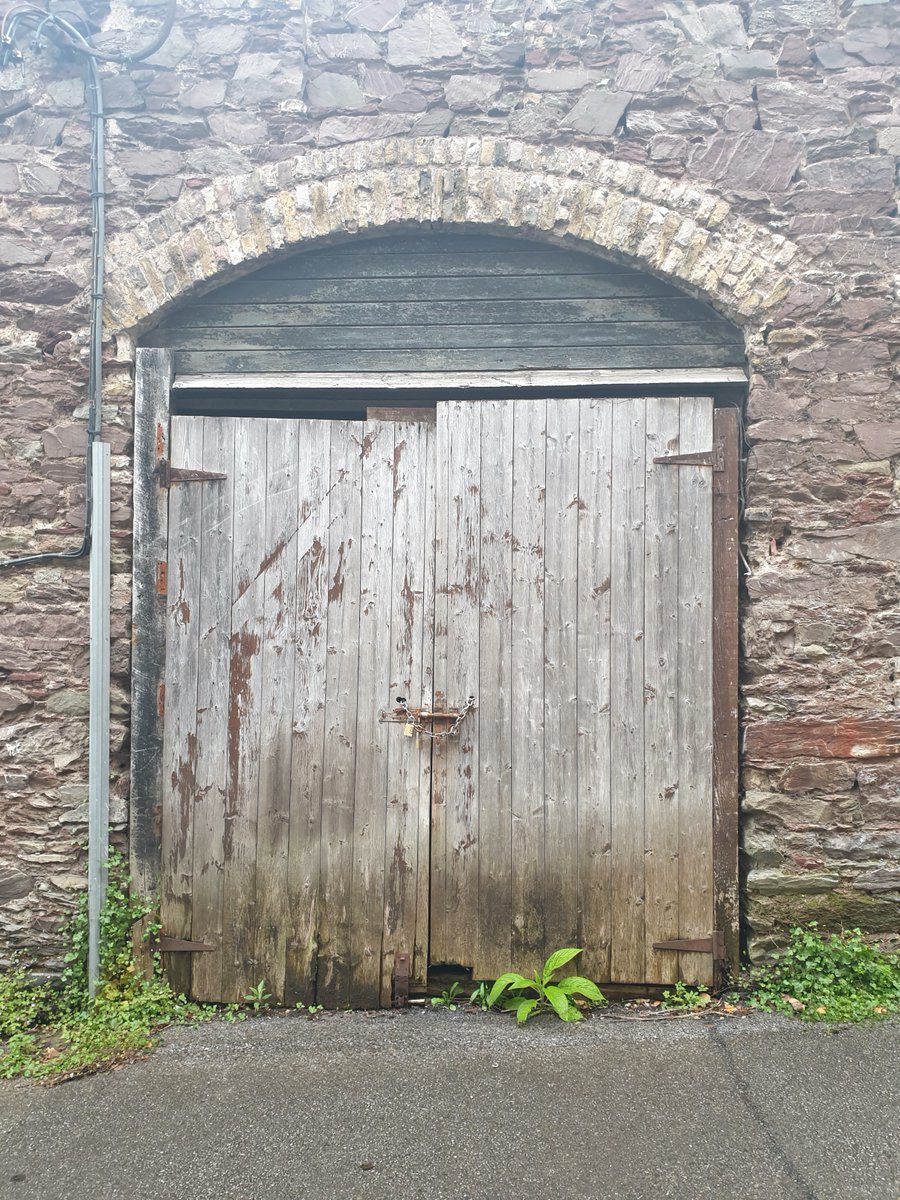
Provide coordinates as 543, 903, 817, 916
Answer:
0, 1008, 897, 1200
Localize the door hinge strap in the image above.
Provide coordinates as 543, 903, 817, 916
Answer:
155, 561, 167, 596
653, 446, 724, 472
156, 463, 228, 487
652, 931, 726, 961
154, 936, 215, 952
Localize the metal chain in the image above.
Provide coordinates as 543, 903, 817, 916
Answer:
395, 695, 476, 741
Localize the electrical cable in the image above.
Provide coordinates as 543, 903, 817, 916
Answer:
0, 2, 172, 570
1, 0, 175, 65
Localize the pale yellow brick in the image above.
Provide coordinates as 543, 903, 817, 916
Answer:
595, 188, 625, 252
759, 276, 793, 311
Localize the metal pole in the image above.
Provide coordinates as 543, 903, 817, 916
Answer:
87, 439, 110, 998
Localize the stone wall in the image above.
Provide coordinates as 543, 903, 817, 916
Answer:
0, 0, 897, 968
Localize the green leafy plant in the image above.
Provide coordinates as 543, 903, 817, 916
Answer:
295, 1001, 323, 1016
431, 981, 462, 1010
243, 980, 272, 1012
0, 960, 53, 1039
469, 980, 492, 1010
0, 852, 230, 1081
749, 924, 900, 1023
219, 1003, 248, 1024
59, 850, 158, 1017
661, 980, 712, 1012
487, 948, 606, 1024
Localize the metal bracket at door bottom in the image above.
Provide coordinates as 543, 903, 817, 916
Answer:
392, 952, 410, 1008
153, 935, 215, 952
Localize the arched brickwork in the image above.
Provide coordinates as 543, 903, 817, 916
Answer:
104, 136, 802, 337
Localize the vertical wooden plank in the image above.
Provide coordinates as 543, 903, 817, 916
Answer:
713, 407, 740, 982
430, 404, 451, 964
542, 398, 580, 956
413, 422, 436, 990
160, 415, 204, 998
431, 401, 481, 967
189, 416, 235, 1002
316, 422, 364, 1008
642, 398, 682, 985
253, 418, 300, 1003
284, 420, 332, 1007
576, 397, 613, 983
473, 400, 514, 980
510, 398, 546, 972
221, 417, 267, 1002
130, 347, 172, 900
381, 418, 435, 1003
609, 398, 646, 983
349, 420, 394, 1008
677, 395, 715, 987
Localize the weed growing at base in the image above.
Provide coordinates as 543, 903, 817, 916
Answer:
660, 980, 712, 1012
243, 980, 272, 1012
468, 980, 492, 1010
0, 851, 244, 1081
749, 924, 900, 1023
431, 981, 462, 1010
487, 948, 606, 1023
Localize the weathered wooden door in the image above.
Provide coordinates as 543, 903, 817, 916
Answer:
161, 395, 727, 1006
161, 411, 435, 1007
430, 397, 718, 988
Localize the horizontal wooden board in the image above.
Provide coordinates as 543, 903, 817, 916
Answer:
143, 232, 743, 378
154, 321, 742, 353
149, 297, 733, 333
183, 273, 697, 307
248, 247, 656, 282
287, 232, 617, 257
173, 344, 745, 375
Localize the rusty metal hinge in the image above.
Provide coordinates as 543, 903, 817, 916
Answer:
155, 561, 167, 596
392, 952, 410, 1008
652, 931, 726, 961
654, 444, 724, 472
156, 462, 228, 487
154, 936, 215, 953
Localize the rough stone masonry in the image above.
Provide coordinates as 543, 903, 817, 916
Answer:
0, 0, 897, 970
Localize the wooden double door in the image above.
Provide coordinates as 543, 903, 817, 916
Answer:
161, 396, 734, 1007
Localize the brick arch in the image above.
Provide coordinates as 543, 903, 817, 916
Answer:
104, 135, 801, 335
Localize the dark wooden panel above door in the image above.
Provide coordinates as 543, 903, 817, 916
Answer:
141, 232, 745, 380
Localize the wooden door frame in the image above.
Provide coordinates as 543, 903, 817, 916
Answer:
712, 406, 740, 983
129, 349, 741, 982
130, 347, 173, 902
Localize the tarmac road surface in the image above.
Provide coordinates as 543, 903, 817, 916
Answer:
0, 1008, 897, 1200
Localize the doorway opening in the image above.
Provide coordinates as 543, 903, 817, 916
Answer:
133, 230, 744, 1008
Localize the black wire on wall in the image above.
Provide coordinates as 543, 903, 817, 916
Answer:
0, 0, 176, 570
